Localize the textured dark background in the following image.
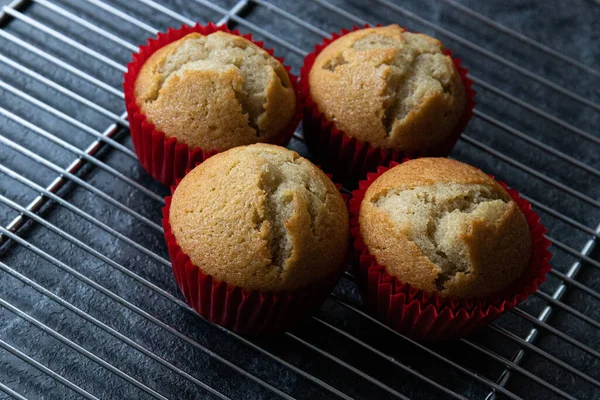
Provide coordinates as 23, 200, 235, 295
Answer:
0, 0, 599, 399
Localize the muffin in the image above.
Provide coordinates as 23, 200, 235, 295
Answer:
349, 159, 550, 339
301, 25, 474, 185
124, 24, 301, 185
359, 158, 530, 298
163, 144, 349, 333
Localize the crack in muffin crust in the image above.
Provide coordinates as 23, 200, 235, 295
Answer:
373, 184, 507, 290
258, 161, 292, 270
256, 155, 332, 271
380, 52, 456, 137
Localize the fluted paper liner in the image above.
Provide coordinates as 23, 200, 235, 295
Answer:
124, 23, 303, 186
300, 25, 476, 187
349, 162, 551, 340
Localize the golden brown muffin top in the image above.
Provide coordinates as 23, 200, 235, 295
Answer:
134, 32, 296, 151
359, 158, 531, 298
309, 25, 466, 152
170, 144, 349, 291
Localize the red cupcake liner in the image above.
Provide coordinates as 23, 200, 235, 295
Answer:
349, 162, 551, 340
300, 25, 476, 187
162, 177, 349, 335
124, 23, 303, 186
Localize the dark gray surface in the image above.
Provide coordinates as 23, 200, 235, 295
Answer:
0, 0, 599, 399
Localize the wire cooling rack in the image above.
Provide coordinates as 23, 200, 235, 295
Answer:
0, 0, 598, 399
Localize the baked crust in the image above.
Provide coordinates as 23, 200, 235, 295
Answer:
170, 144, 349, 291
309, 25, 466, 152
359, 158, 532, 298
135, 32, 296, 151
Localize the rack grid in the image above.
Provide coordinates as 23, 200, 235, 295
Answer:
0, 0, 598, 399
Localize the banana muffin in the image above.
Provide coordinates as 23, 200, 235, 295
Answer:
358, 158, 532, 298
309, 25, 467, 152
169, 143, 349, 291
134, 31, 296, 151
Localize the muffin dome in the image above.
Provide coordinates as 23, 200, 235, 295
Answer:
359, 158, 531, 298
169, 144, 349, 291
134, 32, 296, 151
309, 25, 466, 152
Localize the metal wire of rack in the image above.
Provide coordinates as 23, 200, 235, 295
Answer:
0, 0, 598, 399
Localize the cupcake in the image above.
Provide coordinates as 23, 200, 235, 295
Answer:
163, 144, 349, 334
301, 25, 475, 186
350, 158, 551, 339
124, 24, 301, 185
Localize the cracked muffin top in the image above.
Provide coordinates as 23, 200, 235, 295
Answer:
359, 158, 531, 298
169, 144, 349, 291
134, 32, 296, 151
309, 25, 466, 152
